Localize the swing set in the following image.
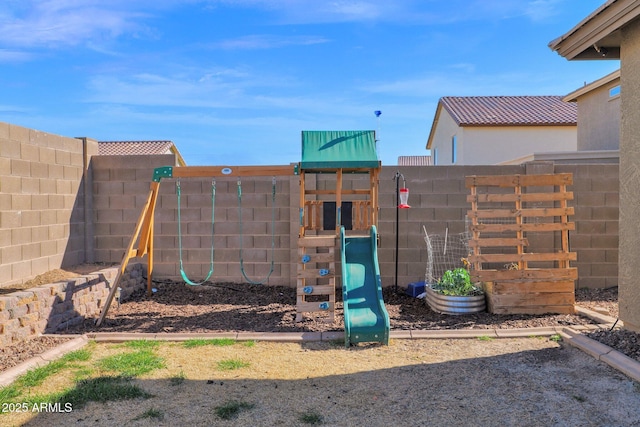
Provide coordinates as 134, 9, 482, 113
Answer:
96, 164, 297, 326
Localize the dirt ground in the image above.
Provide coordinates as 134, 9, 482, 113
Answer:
9, 339, 640, 427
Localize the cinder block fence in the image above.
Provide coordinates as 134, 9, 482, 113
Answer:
1, 121, 619, 292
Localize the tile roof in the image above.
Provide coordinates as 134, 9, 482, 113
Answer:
397, 155, 432, 166
440, 96, 577, 126
98, 140, 175, 156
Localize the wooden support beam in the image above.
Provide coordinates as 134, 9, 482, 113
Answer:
171, 165, 298, 178
96, 183, 160, 326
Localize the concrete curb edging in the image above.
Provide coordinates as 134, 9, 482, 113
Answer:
0, 335, 89, 388
560, 327, 640, 382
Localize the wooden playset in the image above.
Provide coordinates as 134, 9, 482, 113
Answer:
96, 130, 390, 346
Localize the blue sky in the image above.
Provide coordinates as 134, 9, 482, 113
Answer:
1, 0, 620, 166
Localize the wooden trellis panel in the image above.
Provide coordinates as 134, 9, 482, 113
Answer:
466, 173, 576, 315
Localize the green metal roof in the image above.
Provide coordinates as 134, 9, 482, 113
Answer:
301, 130, 380, 169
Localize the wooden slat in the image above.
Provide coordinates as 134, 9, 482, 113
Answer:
468, 252, 577, 264
172, 165, 297, 178
296, 285, 335, 296
296, 301, 334, 313
465, 173, 573, 188
298, 237, 337, 247
305, 189, 373, 195
298, 252, 335, 263
467, 207, 574, 219
486, 280, 575, 294
297, 269, 334, 279
472, 267, 578, 281
467, 192, 574, 203
487, 292, 575, 308
469, 222, 575, 233
468, 238, 530, 248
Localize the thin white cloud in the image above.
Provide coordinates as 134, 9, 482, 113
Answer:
212, 34, 329, 50
0, 0, 156, 49
525, 0, 562, 22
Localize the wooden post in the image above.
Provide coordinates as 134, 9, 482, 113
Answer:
96, 182, 160, 326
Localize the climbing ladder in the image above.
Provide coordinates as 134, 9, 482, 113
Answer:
296, 236, 337, 322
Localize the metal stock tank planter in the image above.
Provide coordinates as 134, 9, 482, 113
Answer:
425, 268, 486, 315
425, 286, 486, 315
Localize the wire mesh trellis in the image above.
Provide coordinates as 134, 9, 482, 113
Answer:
423, 225, 471, 285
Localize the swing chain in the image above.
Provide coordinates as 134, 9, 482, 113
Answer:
177, 179, 216, 286
237, 177, 277, 284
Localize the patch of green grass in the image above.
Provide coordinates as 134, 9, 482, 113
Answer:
11, 347, 94, 390
61, 348, 92, 363
215, 400, 255, 420
57, 376, 153, 409
97, 350, 165, 377
124, 340, 160, 350
550, 334, 563, 342
133, 407, 164, 421
0, 384, 21, 403
169, 371, 186, 386
182, 338, 236, 348
216, 359, 250, 371
299, 410, 324, 425
241, 340, 256, 348
477, 335, 494, 341
17, 359, 67, 388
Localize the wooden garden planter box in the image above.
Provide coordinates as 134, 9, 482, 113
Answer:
466, 173, 576, 315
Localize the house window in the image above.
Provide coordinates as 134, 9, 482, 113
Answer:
433, 148, 438, 165
451, 135, 457, 164
609, 85, 621, 98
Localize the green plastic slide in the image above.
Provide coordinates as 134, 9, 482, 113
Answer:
340, 226, 390, 347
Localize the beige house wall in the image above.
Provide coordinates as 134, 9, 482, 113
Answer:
429, 109, 577, 165
428, 109, 460, 165
575, 80, 620, 151
0, 122, 97, 287
619, 19, 640, 332
461, 126, 577, 165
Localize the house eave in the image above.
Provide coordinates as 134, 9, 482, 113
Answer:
549, 0, 640, 60
563, 69, 621, 102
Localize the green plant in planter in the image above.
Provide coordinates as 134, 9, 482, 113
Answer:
432, 268, 483, 296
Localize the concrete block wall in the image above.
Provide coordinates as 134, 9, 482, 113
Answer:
0, 122, 96, 287
91, 154, 176, 265
89, 160, 618, 290
152, 175, 296, 286
0, 263, 144, 345
556, 163, 619, 289
376, 165, 525, 288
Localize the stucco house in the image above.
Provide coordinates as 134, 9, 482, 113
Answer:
549, 0, 638, 333
425, 96, 577, 165
564, 69, 620, 152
